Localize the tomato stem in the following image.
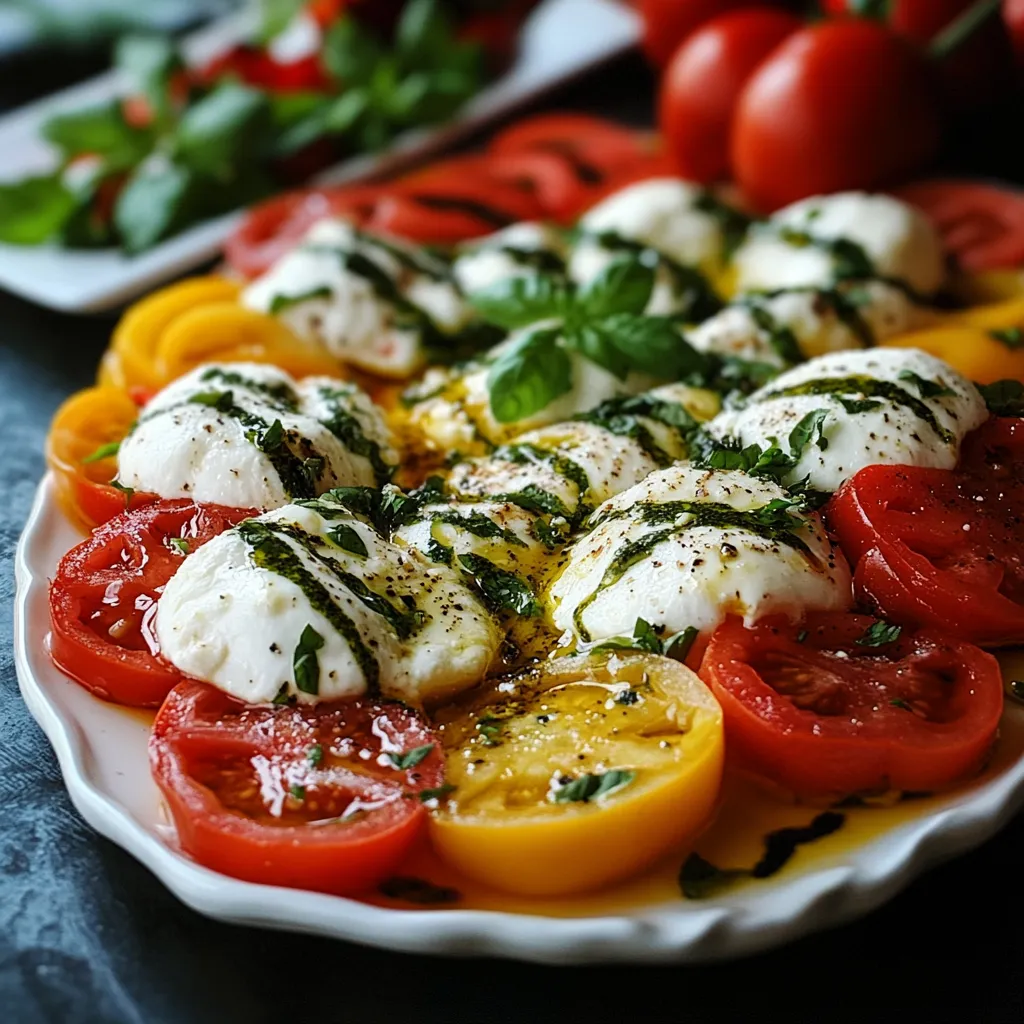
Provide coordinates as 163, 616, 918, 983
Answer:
929, 0, 1003, 60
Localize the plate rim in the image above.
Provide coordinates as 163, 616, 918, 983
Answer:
15, 472, 1024, 964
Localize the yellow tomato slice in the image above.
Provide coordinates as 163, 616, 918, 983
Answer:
154, 302, 343, 383
46, 386, 145, 531
428, 654, 724, 896
109, 277, 242, 391
883, 321, 1024, 384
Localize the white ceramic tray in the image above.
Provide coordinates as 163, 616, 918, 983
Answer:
15, 471, 1024, 963
0, 0, 639, 313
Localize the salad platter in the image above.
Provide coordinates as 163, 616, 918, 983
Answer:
0, 0, 638, 312
14, 18, 1024, 958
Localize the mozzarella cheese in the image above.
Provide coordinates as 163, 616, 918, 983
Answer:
733, 192, 945, 296
452, 223, 567, 296
156, 498, 500, 706
547, 465, 851, 644
117, 363, 397, 510
687, 283, 932, 368
569, 179, 728, 317
710, 348, 988, 492
242, 218, 470, 378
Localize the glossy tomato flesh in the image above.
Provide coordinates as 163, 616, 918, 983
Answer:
151, 681, 444, 894
700, 612, 1003, 797
825, 441, 1024, 646
49, 501, 255, 707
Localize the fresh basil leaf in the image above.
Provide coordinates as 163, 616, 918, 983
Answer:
113, 161, 198, 253
837, 396, 882, 414
269, 286, 332, 313
788, 408, 831, 457
978, 379, 1024, 417
571, 323, 631, 380
115, 35, 181, 123
590, 617, 663, 656
663, 625, 699, 662
82, 440, 121, 464
293, 623, 326, 695
388, 743, 435, 771
578, 256, 655, 318
0, 175, 76, 245
989, 327, 1024, 350
322, 16, 382, 85
487, 328, 572, 424
306, 743, 324, 766
174, 83, 269, 181
257, 0, 306, 43
417, 783, 456, 803
108, 480, 135, 506
189, 389, 235, 413
395, 0, 450, 64
457, 553, 541, 616
328, 523, 368, 558
898, 369, 954, 400
553, 769, 634, 803
598, 313, 702, 379
169, 537, 190, 555
43, 102, 150, 168
856, 620, 902, 647
469, 274, 569, 329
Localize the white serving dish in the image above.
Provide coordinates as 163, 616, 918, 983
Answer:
0, 0, 639, 313
16, 472, 1024, 963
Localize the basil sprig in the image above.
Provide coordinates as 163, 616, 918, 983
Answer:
474, 256, 706, 424
583, 617, 699, 662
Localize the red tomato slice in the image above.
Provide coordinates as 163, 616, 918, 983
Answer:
700, 612, 1003, 797
49, 501, 255, 707
825, 448, 1024, 646
489, 113, 654, 163
892, 180, 1024, 272
151, 681, 445, 894
225, 186, 383, 278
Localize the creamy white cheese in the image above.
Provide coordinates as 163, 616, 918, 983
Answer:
569, 178, 729, 317
709, 348, 988, 492
687, 283, 932, 368
733, 192, 945, 296
156, 499, 500, 706
547, 465, 851, 644
117, 363, 397, 510
242, 218, 470, 378
452, 222, 567, 296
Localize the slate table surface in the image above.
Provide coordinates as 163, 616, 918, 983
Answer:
2, 41, 1024, 1024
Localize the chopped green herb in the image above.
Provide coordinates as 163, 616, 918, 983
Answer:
457, 553, 541, 616
418, 783, 456, 803
288, 784, 306, 801
796, 629, 808, 643
978, 379, 1024, 417
269, 286, 333, 313
476, 717, 504, 746
389, 743, 435, 771
306, 743, 324, 766
889, 697, 913, 711
271, 682, 292, 705
898, 369, 954, 400
553, 769, 634, 804
108, 480, 135, 506
169, 537, 190, 555
293, 623, 326, 695
664, 625, 699, 662
82, 440, 122, 463
856, 620, 902, 647
327, 523, 369, 558
189, 389, 236, 413
989, 327, 1024, 350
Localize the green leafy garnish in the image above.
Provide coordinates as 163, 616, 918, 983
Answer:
417, 783, 456, 803
553, 770, 635, 803
82, 440, 121, 464
0, 176, 77, 245
897, 369, 954, 400
989, 327, 1024, 350
108, 479, 135, 506
389, 744, 435, 771
269, 286, 333, 313
485, 326, 572, 424
889, 697, 913, 711
856, 620, 902, 647
169, 537, 190, 555
293, 624, 325, 696
189, 389, 235, 413
586, 617, 699, 663
306, 743, 324, 767
327, 523, 369, 558
457, 553, 541, 616
978, 379, 1024, 417
288, 784, 306, 801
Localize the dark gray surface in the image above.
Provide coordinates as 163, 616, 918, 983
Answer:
2, 47, 1024, 1024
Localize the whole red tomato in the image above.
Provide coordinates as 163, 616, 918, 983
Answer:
638, 0, 762, 66
732, 20, 942, 211
660, 7, 801, 182
820, 0, 1015, 110
1005, 0, 1024, 65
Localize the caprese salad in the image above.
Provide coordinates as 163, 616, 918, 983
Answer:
43, 118, 1024, 903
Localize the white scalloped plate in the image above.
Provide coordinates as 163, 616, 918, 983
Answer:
15, 472, 1024, 963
